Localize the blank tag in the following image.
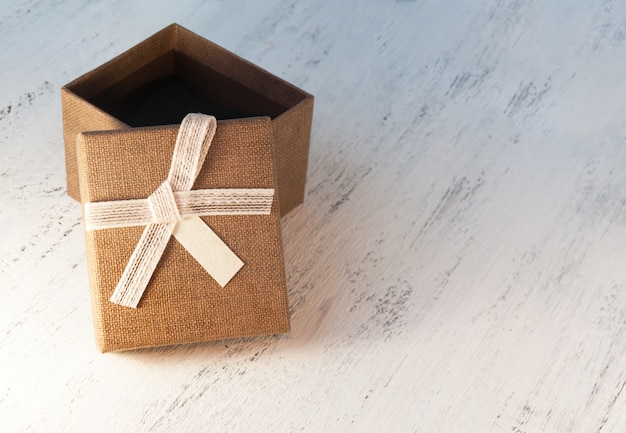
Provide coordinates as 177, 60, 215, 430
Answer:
172, 216, 244, 287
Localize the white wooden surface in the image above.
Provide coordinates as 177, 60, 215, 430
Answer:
3, 1, 626, 431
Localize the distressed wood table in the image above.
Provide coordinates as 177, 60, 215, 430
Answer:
3, 1, 626, 431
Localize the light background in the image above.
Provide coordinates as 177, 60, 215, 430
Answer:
2, 1, 626, 431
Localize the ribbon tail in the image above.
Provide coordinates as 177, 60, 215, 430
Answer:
110, 223, 175, 308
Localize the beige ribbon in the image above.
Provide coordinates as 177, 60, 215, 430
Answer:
83, 114, 274, 308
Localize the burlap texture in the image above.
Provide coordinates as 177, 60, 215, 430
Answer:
63, 23, 313, 216
76, 117, 289, 352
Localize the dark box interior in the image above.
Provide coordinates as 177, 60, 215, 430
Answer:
88, 50, 288, 127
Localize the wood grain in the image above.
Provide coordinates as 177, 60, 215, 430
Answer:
2, 0, 626, 431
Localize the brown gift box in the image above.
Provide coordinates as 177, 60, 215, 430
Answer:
77, 117, 290, 352
62, 23, 313, 216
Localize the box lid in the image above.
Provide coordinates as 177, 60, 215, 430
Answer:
76, 116, 290, 352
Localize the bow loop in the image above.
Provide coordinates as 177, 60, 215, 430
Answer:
168, 113, 216, 190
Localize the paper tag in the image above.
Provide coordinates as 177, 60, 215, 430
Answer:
172, 216, 244, 287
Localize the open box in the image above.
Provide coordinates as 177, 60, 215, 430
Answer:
62, 23, 314, 216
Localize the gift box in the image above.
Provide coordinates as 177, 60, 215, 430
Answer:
76, 115, 290, 352
62, 23, 313, 216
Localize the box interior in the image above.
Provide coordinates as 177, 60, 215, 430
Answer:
84, 50, 292, 127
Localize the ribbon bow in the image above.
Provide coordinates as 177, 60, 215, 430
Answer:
83, 114, 274, 308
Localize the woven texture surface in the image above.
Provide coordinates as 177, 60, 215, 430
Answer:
62, 23, 313, 216
76, 117, 289, 352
